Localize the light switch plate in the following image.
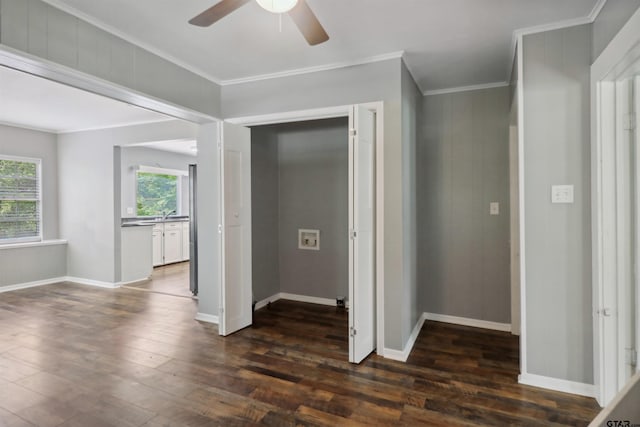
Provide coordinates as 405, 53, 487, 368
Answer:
551, 185, 574, 203
490, 202, 499, 215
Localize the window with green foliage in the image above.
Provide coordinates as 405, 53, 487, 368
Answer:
0, 156, 41, 243
136, 171, 179, 217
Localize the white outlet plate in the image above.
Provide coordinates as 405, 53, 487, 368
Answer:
490, 202, 499, 215
298, 229, 320, 250
551, 185, 574, 204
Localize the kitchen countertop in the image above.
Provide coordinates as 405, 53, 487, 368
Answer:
121, 217, 190, 227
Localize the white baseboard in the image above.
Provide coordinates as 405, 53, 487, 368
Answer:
195, 313, 219, 324
518, 373, 596, 398
64, 276, 120, 289
424, 312, 511, 332
255, 293, 281, 310
383, 313, 427, 362
0, 277, 66, 293
1, 275, 124, 293
279, 292, 336, 307
116, 277, 150, 287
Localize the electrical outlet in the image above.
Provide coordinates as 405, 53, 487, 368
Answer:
551, 185, 574, 204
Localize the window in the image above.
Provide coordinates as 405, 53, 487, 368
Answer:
136, 168, 180, 217
0, 156, 42, 243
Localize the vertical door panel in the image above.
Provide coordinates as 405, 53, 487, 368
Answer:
634, 75, 640, 375
220, 122, 252, 336
349, 105, 376, 363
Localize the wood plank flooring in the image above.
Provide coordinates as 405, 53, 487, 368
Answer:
0, 282, 601, 426
123, 262, 192, 298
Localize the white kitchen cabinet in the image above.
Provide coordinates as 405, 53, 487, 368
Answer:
163, 222, 182, 264
182, 221, 190, 261
152, 226, 163, 267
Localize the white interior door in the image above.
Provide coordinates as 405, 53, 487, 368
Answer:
219, 122, 252, 336
348, 105, 376, 363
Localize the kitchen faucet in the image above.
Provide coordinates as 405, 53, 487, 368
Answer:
162, 209, 176, 220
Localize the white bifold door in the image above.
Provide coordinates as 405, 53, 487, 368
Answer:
348, 105, 376, 363
219, 122, 252, 336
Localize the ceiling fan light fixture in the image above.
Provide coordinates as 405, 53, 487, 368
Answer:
256, 0, 298, 14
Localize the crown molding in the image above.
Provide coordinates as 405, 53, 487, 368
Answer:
39, 0, 223, 85
220, 51, 405, 86
506, 0, 608, 82
400, 53, 426, 95
588, 0, 608, 22
423, 81, 509, 96
0, 120, 57, 134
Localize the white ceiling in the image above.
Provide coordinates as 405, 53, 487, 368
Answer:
43, 0, 600, 92
0, 66, 172, 133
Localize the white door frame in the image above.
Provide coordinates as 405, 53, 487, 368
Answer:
227, 102, 386, 355
591, 7, 640, 406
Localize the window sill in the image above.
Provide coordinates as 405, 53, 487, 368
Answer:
0, 239, 68, 250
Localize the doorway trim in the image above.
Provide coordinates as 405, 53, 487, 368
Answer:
0, 45, 217, 124
226, 102, 386, 356
591, 7, 640, 406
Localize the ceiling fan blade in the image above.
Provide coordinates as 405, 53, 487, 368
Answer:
189, 0, 252, 27
288, 0, 329, 46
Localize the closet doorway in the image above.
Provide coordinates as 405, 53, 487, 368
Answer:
219, 104, 382, 364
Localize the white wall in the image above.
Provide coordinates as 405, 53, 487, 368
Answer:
57, 120, 198, 284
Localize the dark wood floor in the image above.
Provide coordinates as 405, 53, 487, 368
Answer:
0, 282, 600, 426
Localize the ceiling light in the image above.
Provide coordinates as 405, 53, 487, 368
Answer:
256, 0, 298, 14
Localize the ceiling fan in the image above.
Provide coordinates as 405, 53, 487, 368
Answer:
189, 0, 329, 46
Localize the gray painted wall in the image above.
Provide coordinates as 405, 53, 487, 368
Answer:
0, 124, 59, 239
120, 146, 195, 218
0, 243, 66, 287
251, 119, 349, 302
0, 124, 67, 288
251, 126, 281, 302
592, 0, 640, 62
195, 122, 221, 317
522, 24, 593, 383
0, 0, 220, 117
418, 87, 511, 324
278, 120, 348, 300
401, 62, 421, 346
222, 58, 412, 351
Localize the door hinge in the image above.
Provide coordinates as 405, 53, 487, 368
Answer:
349, 327, 357, 337
218, 224, 222, 234
349, 128, 357, 137
628, 348, 638, 367
217, 140, 222, 150
349, 229, 357, 239
596, 307, 613, 317
219, 307, 224, 315
623, 113, 636, 130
